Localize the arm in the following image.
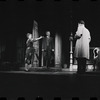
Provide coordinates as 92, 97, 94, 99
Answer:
26, 39, 30, 47
35, 36, 43, 41
26, 39, 29, 44
42, 38, 45, 51
51, 38, 54, 51
74, 33, 82, 39
32, 36, 44, 42
88, 31, 91, 43
74, 26, 83, 39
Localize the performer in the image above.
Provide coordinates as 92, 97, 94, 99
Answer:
42, 31, 54, 68
74, 20, 91, 74
93, 47, 100, 71
25, 33, 43, 71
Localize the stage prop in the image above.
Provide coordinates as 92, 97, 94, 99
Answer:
69, 33, 73, 71
41, 48, 43, 67
55, 33, 62, 68
32, 20, 39, 67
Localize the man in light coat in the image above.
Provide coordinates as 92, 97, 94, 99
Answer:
74, 20, 91, 74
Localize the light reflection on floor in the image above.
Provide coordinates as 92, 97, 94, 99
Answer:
0, 65, 99, 76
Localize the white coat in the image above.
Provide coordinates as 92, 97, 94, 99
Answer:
74, 25, 91, 59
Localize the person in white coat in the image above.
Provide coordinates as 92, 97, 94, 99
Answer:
74, 20, 91, 74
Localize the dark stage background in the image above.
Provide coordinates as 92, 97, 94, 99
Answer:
0, 0, 100, 67
0, 0, 100, 99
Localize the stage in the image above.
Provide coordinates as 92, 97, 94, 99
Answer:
0, 66, 100, 100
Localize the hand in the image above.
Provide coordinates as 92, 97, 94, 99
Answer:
69, 37, 73, 41
52, 49, 54, 52
42, 49, 44, 51
40, 36, 44, 38
80, 34, 82, 37
75, 35, 81, 39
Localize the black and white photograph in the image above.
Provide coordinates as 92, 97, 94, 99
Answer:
0, 0, 100, 100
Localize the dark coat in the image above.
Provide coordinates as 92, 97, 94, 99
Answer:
42, 37, 54, 50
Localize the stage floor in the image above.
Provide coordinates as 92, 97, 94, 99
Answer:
0, 67, 100, 100
0, 65, 99, 75
0, 69, 100, 75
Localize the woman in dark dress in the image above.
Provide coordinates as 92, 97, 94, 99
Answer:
25, 33, 43, 71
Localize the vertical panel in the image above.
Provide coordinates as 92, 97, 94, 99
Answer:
16, 37, 25, 65
0, 39, 6, 62
32, 20, 39, 67
55, 33, 62, 67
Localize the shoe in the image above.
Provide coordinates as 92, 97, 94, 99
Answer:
25, 63, 29, 71
25, 68, 29, 71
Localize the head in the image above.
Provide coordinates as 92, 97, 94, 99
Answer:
27, 33, 32, 39
46, 31, 50, 38
94, 47, 100, 52
78, 20, 85, 27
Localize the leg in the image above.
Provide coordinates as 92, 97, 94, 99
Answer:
46, 50, 49, 68
25, 53, 32, 71
25, 48, 29, 71
43, 51, 46, 67
77, 58, 82, 73
93, 59, 96, 71
45, 47, 49, 68
47, 50, 52, 67
81, 58, 86, 73
31, 48, 35, 67
77, 58, 86, 74
25, 48, 32, 71
46, 48, 52, 68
